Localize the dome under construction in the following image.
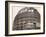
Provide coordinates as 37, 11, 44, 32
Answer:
13, 7, 40, 30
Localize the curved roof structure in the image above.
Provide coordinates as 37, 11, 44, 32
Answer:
13, 7, 40, 30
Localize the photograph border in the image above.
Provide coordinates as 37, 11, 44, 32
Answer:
5, 1, 45, 36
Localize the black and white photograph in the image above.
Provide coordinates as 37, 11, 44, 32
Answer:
5, 1, 45, 36
13, 7, 40, 30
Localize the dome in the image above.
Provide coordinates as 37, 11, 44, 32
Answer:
13, 7, 40, 30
